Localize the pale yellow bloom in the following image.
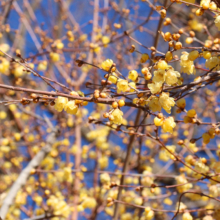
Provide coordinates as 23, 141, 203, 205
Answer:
180, 52, 196, 75
188, 19, 203, 32
215, 15, 220, 31
0, 58, 10, 74
165, 68, 180, 85
102, 36, 110, 45
64, 101, 78, 115
111, 109, 123, 125
162, 117, 176, 133
81, 197, 97, 209
101, 59, 113, 71
153, 69, 165, 83
182, 212, 193, 220
153, 67, 180, 86
128, 70, 138, 82
159, 92, 175, 113
148, 82, 162, 94
117, 79, 129, 92
154, 117, 163, 126
0, 43, 10, 56
205, 56, 220, 71
148, 96, 161, 112
54, 96, 68, 112
108, 72, 118, 84
129, 82, 136, 92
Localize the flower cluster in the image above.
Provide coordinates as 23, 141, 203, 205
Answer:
180, 52, 196, 75
154, 116, 176, 133
54, 95, 79, 115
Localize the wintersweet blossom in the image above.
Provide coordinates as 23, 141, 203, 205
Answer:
162, 117, 176, 133
81, 197, 97, 209
148, 82, 162, 94
154, 117, 163, 126
128, 82, 136, 92
0, 58, 9, 74
159, 145, 176, 162
165, 68, 180, 85
176, 175, 193, 193
180, 52, 196, 75
182, 212, 193, 220
111, 109, 123, 125
140, 53, 149, 63
159, 92, 175, 113
108, 72, 118, 84
101, 59, 113, 71
153, 66, 180, 86
214, 15, 220, 31
188, 19, 203, 32
205, 56, 220, 71
148, 96, 161, 112
128, 70, 138, 82
117, 79, 129, 92
153, 67, 180, 86
64, 101, 78, 115
54, 96, 68, 112
0, 43, 10, 56
153, 69, 165, 83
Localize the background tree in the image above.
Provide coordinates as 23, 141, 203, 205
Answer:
0, 0, 220, 220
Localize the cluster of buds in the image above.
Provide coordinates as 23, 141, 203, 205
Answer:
106, 197, 114, 207
184, 109, 198, 124
20, 97, 30, 105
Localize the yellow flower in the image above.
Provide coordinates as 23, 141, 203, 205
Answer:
49, 52, 60, 62
180, 52, 196, 75
82, 197, 97, 209
100, 173, 110, 185
159, 92, 175, 114
154, 117, 163, 126
188, 19, 203, 32
205, 56, 220, 71
102, 36, 110, 45
182, 212, 193, 220
202, 133, 211, 144
165, 68, 180, 85
145, 210, 154, 220
140, 53, 149, 63
111, 109, 123, 125
187, 109, 197, 118
0, 43, 10, 56
188, 50, 199, 61
148, 82, 162, 94
64, 101, 78, 115
0, 58, 10, 74
215, 15, 220, 31
37, 61, 47, 71
128, 70, 138, 82
117, 79, 129, 92
157, 60, 168, 70
148, 96, 161, 112
162, 117, 176, 133
176, 99, 186, 109
153, 69, 165, 83
101, 59, 113, 71
108, 72, 118, 84
98, 156, 109, 169
14, 66, 24, 78
129, 82, 136, 92
54, 96, 68, 112
152, 67, 180, 86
